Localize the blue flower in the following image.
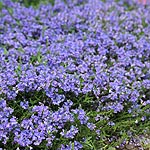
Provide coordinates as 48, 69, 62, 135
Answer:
20, 101, 29, 109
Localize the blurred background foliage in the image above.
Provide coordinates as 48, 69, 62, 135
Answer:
12, 0, 55, 7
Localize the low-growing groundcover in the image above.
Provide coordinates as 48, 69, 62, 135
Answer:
0, 0, 150, 149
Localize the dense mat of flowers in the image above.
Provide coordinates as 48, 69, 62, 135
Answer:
0, 0, 150, 149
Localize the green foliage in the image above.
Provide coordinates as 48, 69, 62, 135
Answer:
0, 1, 3, 11
12, 0, 55, 7
3, 83, 150, 149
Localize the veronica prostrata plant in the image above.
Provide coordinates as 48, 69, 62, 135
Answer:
0, 0, 150, 149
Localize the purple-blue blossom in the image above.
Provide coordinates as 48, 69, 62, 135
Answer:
0, 0, 150, 149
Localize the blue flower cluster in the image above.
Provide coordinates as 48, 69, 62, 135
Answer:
0, 0, 150, 149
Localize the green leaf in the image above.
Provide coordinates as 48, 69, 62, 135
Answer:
17, 47, 25, 53
72, 142, 75, 150
4, 48, 8, 55
142, 18, 148, 28
0, 1, 3, 11
107, 147, 116, 150
15, 65, 22, 77
7, 7, 14, 15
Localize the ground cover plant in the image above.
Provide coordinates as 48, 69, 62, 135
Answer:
0, 0, 150, 149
